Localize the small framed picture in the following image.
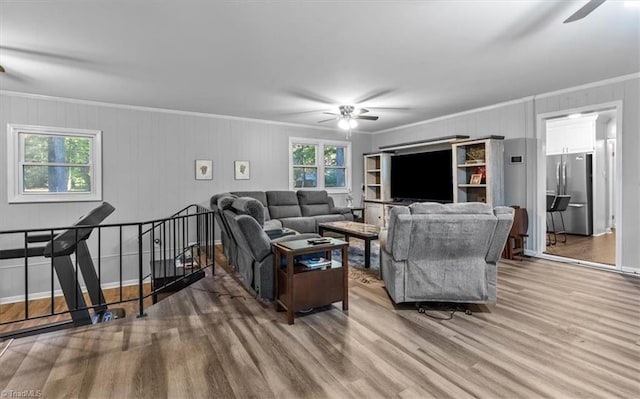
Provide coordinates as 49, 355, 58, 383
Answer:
470, 174, 482, 185
234, 160, 250, 180
195, 160, 213, 180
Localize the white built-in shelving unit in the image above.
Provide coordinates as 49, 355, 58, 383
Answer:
451, 137, 504, 207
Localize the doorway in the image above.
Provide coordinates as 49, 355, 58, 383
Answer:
536, 102, 621, 269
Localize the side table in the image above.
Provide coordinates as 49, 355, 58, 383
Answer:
272, 238, 349, 325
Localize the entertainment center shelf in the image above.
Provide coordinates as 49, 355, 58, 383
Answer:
363, 152, 391, 200
363, 136, 504, 227
451, 137, 504, 207
363, 152, 391, 226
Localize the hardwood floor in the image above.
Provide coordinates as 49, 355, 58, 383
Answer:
1, 246, 638, 398
545, 230, 616, 265
0, 285, 153, 335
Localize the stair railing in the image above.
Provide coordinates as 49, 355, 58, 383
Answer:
0, 204, 215, 340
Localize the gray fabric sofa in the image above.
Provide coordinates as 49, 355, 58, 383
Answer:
231, 190, 353, 234
380, 202, 514, 304
221, 196, 319, 299
210, 190, 351, 299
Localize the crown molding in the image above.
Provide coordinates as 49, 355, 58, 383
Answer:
2, 72, 637, 136
0, 90, 342, 133
372, 72, 639, 135
534, 72, 639, 99
372, 97, 533, 135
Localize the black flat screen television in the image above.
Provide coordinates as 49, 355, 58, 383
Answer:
390, 150, 453, 203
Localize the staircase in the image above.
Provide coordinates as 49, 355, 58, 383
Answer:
0, 204, 215, 340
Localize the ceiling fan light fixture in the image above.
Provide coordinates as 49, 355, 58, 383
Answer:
338, 118, 350, 130
348, 118, 358, 129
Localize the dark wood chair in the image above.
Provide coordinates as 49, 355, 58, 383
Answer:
503, 206, 528, 260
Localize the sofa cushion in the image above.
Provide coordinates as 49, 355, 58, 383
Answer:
297, 190, 333, 216
278, 217, 317, 233
267, 191, 302, 219
302, 203, 331, 217
236, 215, 272, 262
231, 197, 265, 226
297, 190, 329, 204
409, 202, 493, 215
231, 191, 271, 220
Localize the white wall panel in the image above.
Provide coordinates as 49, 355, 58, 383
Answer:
372, 77, 639, 272
0, 93, 370, 298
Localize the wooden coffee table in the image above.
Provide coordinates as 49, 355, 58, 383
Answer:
318, 221, 380, 268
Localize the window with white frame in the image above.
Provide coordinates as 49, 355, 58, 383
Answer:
289, 138, 351, 192
7, 124, 102, 203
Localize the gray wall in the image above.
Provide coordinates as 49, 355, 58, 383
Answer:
0, 93, 370, 299
373, 77, 639, 272
0, 94, 369, 229
534, 77, 639, 272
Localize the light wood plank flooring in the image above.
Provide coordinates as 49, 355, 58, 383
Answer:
0, 285, 153, 335
1, 247, 638, 398
545, 230, 616, 265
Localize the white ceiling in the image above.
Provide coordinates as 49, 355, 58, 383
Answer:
0, 1, 638, 133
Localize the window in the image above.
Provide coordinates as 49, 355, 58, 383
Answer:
7, 124, 102, 203
289, 138, 351, 192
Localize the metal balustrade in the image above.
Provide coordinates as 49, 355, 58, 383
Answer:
0, 204, 215, 340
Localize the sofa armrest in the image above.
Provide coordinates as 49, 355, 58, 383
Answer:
325, 196, 348, 214
385, 206, 411, 260
485, 206, 515, 264
332, 206, 352, 215
272, 233, 320, 244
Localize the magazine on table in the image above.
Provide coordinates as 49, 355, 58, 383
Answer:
297, 257, 331, 269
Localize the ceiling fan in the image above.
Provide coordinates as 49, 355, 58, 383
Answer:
564, 0, 606, 23
318, 105, 379, 131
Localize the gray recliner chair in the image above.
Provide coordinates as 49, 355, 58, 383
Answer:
380, 202, 514, 304
219, 195, 240, 267
210, 192, 235, 261
226, 197, 319, 299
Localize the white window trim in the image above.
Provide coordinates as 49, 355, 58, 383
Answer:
7, 124, 103, 203
288, 137, 352, 194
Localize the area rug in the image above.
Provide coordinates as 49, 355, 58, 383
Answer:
333, 239, 381, 283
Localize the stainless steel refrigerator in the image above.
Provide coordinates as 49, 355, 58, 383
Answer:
546, 153, 593, 236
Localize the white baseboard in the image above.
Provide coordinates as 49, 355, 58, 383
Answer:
0, 279, 140, 305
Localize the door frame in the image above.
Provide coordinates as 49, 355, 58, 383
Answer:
535, 100, 623, 270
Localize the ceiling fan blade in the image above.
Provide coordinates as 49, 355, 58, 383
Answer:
317, 118, 337, 123
353, 108, 369, 115
0, 45, 89, 64
353, 89, 394, 104
367, 106, 411, 111
563, 0, 606, 23
323, 112, 339, 116
354, 115, 379, 121
287, 88, 336, 106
